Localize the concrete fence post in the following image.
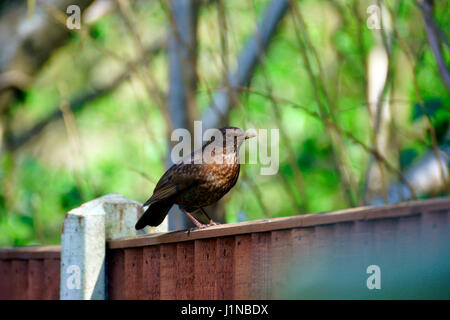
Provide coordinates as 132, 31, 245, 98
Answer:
60, 193, 167, 300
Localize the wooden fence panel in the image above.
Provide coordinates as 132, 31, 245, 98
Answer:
176, 241, 195, 299
0, 246, 60, 300
142, 246, 161, 299
106, 198, 450, 300
233, 234, 252, 299
1, 198, 449, 300
160, 243, 177, 299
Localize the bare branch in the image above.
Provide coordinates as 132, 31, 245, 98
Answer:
234, 86, 419, 200
164, 0, 200, 230
289, 0, 360, 206
416, 0, 450, 91
201, 0, 289, 130
6, 38, 166, 151
384, 2, 448, 190
369, 148, 449, 205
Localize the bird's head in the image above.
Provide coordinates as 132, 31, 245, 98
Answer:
219, 126, 255, 140
217, 126, 256, 152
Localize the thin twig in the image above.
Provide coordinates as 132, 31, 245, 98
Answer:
416, 0, 450, 90
384, 1, 448, 190
6, 38, 166, 151
233, 86, 419, 199
289, 0, 360, 206
246, 0, 307, 213
116, 0, 173, 135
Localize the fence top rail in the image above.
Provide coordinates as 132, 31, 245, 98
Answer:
0, 245, 61, 260
107, 197, 450, 249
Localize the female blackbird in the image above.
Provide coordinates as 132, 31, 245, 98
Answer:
135, 127, 255, 230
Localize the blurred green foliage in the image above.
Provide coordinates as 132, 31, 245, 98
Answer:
0, 0, 449, 246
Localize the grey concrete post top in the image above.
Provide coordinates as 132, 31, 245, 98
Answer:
60, 193, 168, 300
65, 193, 168, 240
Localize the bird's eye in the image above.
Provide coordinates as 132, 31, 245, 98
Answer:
210, 136, 215, 142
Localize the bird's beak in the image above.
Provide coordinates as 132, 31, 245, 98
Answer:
244, 131, 256, 139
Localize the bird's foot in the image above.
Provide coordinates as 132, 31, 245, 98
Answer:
187, 221, 221, 234
206, 221, 221, 227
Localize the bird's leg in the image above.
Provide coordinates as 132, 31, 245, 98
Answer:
199, 207, 221, 226
181, 209, 206, 229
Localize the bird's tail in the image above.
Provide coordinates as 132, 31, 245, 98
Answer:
135, 200, 173, 230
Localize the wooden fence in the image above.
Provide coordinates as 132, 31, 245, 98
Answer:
0, 246, 60, 300
0, 197, 449, 299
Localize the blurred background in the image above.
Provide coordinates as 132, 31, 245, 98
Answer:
0, 0, 448, 246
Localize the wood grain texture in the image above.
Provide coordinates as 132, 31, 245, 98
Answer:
0, 260, 12, 299
215, 236, 234, 299
176, 241, 195, 299
107, 249, 125, 300
397, 214, 421, 261
142, 246, 161, 299
194, 238, 217, 299
28, 259, 44, 300
12, 260, 28, 299
374, 218, 399, 256
160, 244, 177, 299
233, 234, 252, 299
124, 248, 143, 299
251, 232, 271, 299
43, 259, 60, 300
270, 229, 292, 299
291, 226, 315, 263
352, 219, 376, 266
421, 208, 449, 258
333, 222, 355, 272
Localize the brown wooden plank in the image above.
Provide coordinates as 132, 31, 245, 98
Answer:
374, 218, 399, 256
194, 238, 217, 299
176, 241, 195, 299
397, 214, 421, 259
315, 223, 336, 244
333, 222, 354, 253
251, 232, 271, 299
270, 229, 292, 299
142, 246, 161, 299
333, 221, 355, 267
291, 226, 315, 263
124, 248, 143, 300
107, 249, 125, 300
0, 246, 60, 260
233, 234, 252, 299
215, 236, 234, 299
28, 259, 44, 300
43, 259, 60, 300
160, 244, 177, 299
421, 208, 448, 239
421, 208, 449, 257
108, 198, 450, 249
0, 260, 13, 299
397, 214, 421, 236
291, 225, 316, 295
12, 260, 29, 300
352, 220, 376, 265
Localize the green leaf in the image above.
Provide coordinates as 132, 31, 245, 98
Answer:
412, 99, 442, 121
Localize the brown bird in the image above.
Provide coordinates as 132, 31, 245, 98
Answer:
135, 127, 255, 230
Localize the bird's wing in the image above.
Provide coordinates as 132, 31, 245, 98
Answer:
143, 163, 203, 206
